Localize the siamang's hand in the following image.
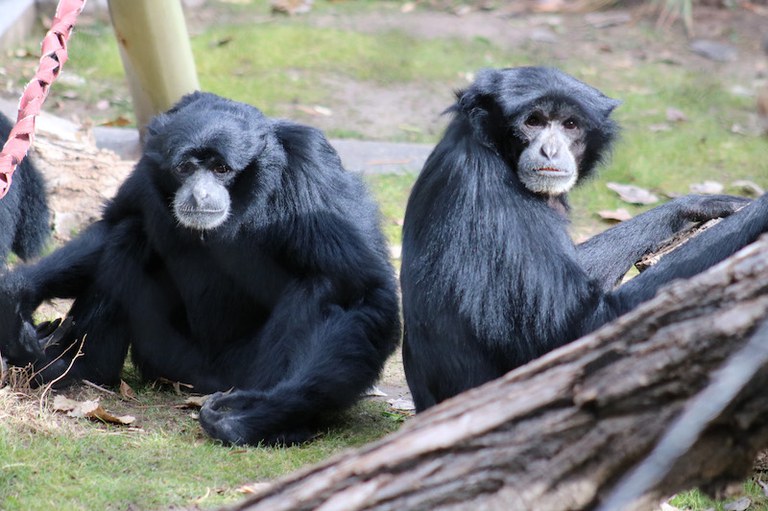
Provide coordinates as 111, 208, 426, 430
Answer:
0, 282, 44, 365
675, 194, 750, 224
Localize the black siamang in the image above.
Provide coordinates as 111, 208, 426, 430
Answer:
0, 112, 49, 263
0, 92, 401, 445
401, 66, 768, 411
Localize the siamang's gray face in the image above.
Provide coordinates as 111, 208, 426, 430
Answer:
515, 101, 586, 196
146, 94, 281, 232
171, 153, 235, 231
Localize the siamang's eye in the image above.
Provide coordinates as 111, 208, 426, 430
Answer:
563, 118, 579, 130
524, 113, 546, 127
213, 164, 231, 175
175, 161, 196, 175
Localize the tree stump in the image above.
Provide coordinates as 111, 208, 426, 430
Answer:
230, 236, 768, 511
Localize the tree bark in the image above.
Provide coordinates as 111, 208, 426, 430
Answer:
231, 236, 768, 511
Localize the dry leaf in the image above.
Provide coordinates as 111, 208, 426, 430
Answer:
176, 395, 209, 409
666, 107, 687, 122
238, 482, 272, 494
119, 380, 138, 401
732, 180, 765, 197
53, 395, 135, 425
649, 123, 672, 132
597, 208, 632, 222
364, 386, 388, 397
689, 181, 724, 194
388, 397, 415, 411
724, 497, 751, 511
100, 116, 132, 128
606, 182, 660, 205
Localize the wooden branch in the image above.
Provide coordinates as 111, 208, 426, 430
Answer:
229, 236, 768, 511
635, 217, 722, 271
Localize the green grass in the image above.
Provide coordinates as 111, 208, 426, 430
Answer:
363, 172, 416, 246
0, 389, 400, 510
668, 481, 768, 510
63, 15, 519, 123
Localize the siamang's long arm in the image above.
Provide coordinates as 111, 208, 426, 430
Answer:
613, 192, 768, 310
577, 194, 748, 290
14, 221, 109, 308
0, 221, 108, 364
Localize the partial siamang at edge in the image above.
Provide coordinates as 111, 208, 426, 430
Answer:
401, 66, 768, 412
0, 112, 49, 263
0, 92, 401, 445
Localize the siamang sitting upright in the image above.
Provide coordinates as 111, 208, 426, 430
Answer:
0, 92, 401, 445
401, 66, 768, 412
0, 112, 49, 263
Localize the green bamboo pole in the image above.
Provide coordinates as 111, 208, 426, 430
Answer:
107, 0, 200, 136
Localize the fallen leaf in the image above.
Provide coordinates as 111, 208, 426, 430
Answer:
689, 181, 724, 194
732, 180, 765, 197
53, 395, 135, 425
597, 208, 632, 222
724, 496, 751, 511
295, 105, 333, 117
649, 123, 672, 132
238, 482, 272, 494
119, 380, 138, 401
364, 386, 388, 397
388, 397, 415, 411
606, 182, 660, 205
176, 395, 209, 409
730, 124, 749, 135
666, 107, 687, 122
100, 116, 132, 127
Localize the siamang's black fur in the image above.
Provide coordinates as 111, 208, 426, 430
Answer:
0, 113, 49, 262
0, 92, 401, 445
401, 67, 768, 411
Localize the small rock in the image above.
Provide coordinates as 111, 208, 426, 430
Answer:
690, 39, 738, 62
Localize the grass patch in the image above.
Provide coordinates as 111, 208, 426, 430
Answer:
0, 384, 401, 510
363, 172, 416, 247
668, 481, 768, 510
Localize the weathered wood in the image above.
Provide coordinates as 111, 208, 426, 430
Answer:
30, 125, 133, 242
230, 236, 768, 511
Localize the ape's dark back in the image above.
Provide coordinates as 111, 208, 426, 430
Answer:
0, 113, 49, 261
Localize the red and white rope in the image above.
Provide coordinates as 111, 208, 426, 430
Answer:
0, 0, 87, 199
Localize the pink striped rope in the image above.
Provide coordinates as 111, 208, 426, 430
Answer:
0, 0, 87, 199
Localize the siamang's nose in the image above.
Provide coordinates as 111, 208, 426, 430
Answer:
540, 128, 564, 160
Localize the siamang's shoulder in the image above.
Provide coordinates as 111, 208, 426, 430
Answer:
274, 121, 343, 170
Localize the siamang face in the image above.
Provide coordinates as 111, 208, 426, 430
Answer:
458, 67, 620, 198
514, 100, 586, 196
144, 92, 284, 232
171, 152, 236, 230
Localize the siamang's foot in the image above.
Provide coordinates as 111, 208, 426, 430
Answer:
679, 194, 750, 223
199, 390, 313, 446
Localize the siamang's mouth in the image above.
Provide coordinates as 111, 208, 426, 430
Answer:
535, 167, 566, 174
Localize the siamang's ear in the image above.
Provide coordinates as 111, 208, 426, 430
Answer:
452, 69, 503, 149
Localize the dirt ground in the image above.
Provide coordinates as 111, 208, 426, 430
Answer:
2, 1, 767, 405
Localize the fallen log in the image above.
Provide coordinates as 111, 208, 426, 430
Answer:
229, 235, 768, 511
